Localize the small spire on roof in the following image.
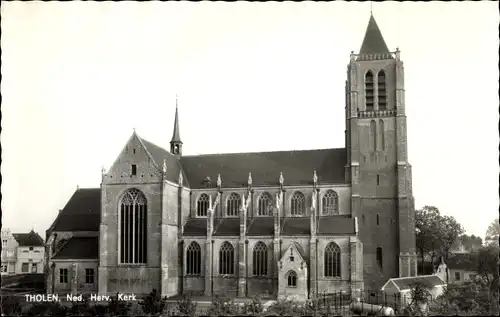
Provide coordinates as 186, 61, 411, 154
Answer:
248, 173, 252, 187
279, 172, 284, 186
76, 184, 79, 190
217, 174, 222, 188
163, 159, 167, 174
313, 170, 318, 185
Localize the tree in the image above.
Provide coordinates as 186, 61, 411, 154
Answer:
485, 218, 500, 246
456, 234, 483, 253
138, 289, 168, 316
415, 206, 464, 274
477, 244, 500, 309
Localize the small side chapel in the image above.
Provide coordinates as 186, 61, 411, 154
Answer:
278, 243, 309, 302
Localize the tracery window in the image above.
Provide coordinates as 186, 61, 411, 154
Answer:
286, 270, 297, 287
322, 190, 339, 215
370, 120, 377, 151
258, 192, 273, 216
365, 71, 374, 111
219, 242, 234, 275
377, 71, 387, 110
226, 193, 241, 217
379, 119, 385, 151
186, 242, 201, 275
324, 242, 341, 277
252, 242, 268, 276
291, 191, 305, 216
197, 194, 210, 217
120, 188, 147, 264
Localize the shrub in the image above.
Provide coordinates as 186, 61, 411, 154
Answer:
241, 295, 264, 316
175, 294, 197, 317
206, 295, 239, 316
26, 301, 68, 316
106, 293, 133, 317
0, 295, 23, 316
138, 289, 168, 317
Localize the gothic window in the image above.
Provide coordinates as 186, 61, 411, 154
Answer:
119, 188, 147, 264
377, 71, 387, 110
322, 190, 339, 215
365, 71, 374, 111
252, 242, 268, 276
197, 194, 210, 217
379, 119, 385, 151
291, 191, 305, 216
370, 120, 377, 151
286, 270, 297, 287
226, 193, 241, 217
324, 242, 341, 277
376, 247, 383, 269
219, 242, 234, 275
258, 192, 273, 216
186, 242, 201, 276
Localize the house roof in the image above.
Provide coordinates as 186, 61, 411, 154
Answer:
180, 148, 347, 189
52, 237, 99, 260
359, 14, 391, 55
138, 136, 189, 186
12, 230, 44, 246
446, 253, 478, 271
49, 188, 101, 232
383, 275, 445, 292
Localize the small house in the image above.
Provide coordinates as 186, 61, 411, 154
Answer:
381, 275, 446, 308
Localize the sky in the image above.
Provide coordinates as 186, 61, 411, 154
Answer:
1, 2, 498, 239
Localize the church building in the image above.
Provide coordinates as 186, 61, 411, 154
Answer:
46, 15, 417, 300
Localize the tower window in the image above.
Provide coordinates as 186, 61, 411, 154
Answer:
174, 144, 180, 154
370, 120, 377, 151
365, 71, 374, 111
133, 149, 136, 154
376, 214, 380, 226
377, 174, 380, 185
379, 119, 385, 151
376, 247, 383, 269
131, 164, 137, 176
377, 71, 387, 110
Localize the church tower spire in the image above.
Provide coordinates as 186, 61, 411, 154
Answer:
170, 95, 183, 156
359, 14, 390, 55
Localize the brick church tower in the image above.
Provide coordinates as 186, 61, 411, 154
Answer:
345, 14, 417, 290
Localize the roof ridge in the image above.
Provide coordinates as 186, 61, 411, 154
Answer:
182, 147, 345, 158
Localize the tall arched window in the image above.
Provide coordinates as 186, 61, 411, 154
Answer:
252, 242, 268, 276
286, 270, 297, 287
291, 191, 305, 216
376, 247, 383, 269
258, 192, 273, 216
120, 188, 147, 264
322, 190, 339, 215
186, 242, 201, 276
324, 242, 341, 277
365, 71, 374, 111
219, 242, 234, 275
370, 120, 377, 151
379, 119, 385, 151
377, 71, 387, 110
197, 194, 210, 217
226, 193, 241, 217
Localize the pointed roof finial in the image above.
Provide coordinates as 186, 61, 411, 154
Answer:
217, 173, 222, 188
279, 172, 284, 186
170, 95, 182, 144
359, 14, 390, 54
163, 159, 167, 174
248, 172, 253, 187
370, 1, 373, 15
313, 170, 318, 185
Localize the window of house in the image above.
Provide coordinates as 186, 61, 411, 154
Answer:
322, 190, 339, 215
21, 263, 29, 273
1, 265, 7, 273
186, 242, 201, 276
60, 268, 68, 283
324, 242, 341, 277
454, 272, 461, 281
258, 192, 273, 216
31, 263, 37, 273
252, 242, 268, 276
291, 191, 305, 216
131, 164, 137, 176
29, 247, 34, 251
219, 242, 234, 275
197, 194, 210, 217
120, 188, 147, 264
286, 271, 297, 288
226, 193, 241, 217
2, 239, 7, 247
85, 268, 95, 284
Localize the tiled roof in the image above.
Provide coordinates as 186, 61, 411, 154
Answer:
292, 241, 308, 262
390, 275, 445, 291
139, 137, 189, 187
358, 15, 391, 54
447, 254, 478, 271
12, 230, 44, 246
183, 218, 207, 236
281, 217, 310, 235
180, 148, 347, 189
213, 218, 241, 236
52, 237, 98, 260
49, 188, 101, 232
317, 216, 356, 235
247, 218, 275, 236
